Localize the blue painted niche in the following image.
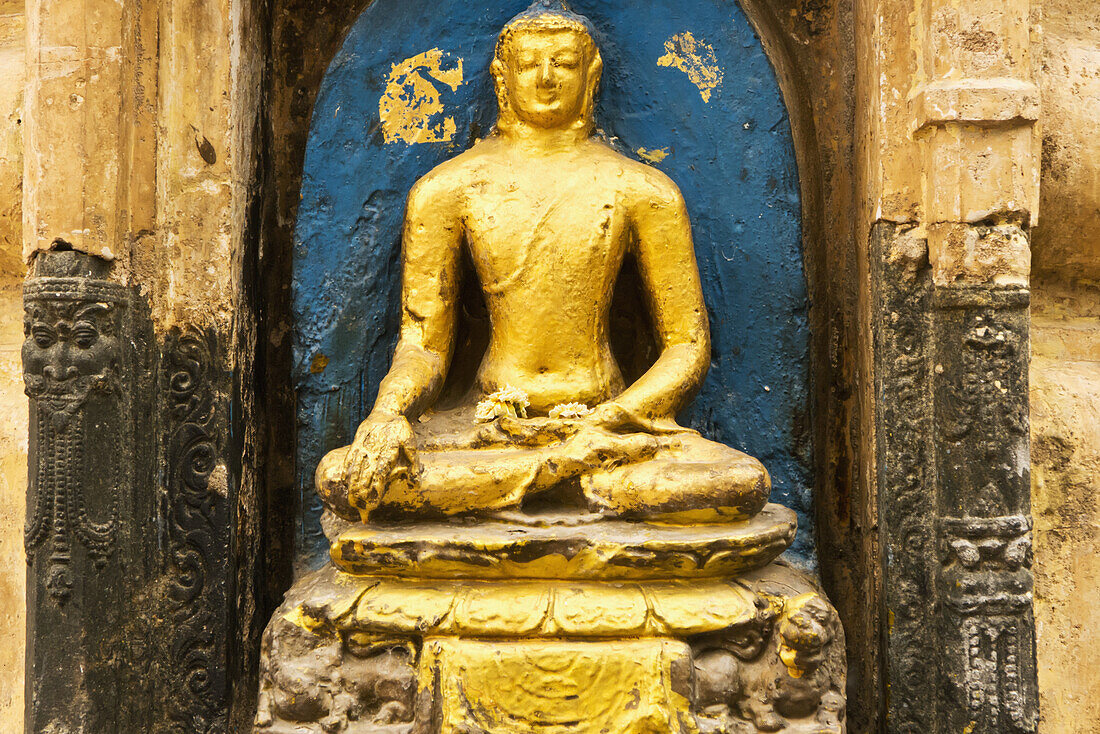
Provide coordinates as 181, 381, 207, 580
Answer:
293, 0, 813, 567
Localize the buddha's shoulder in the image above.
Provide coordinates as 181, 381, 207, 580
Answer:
407, 140, 501, 202
585, 141, 684, 204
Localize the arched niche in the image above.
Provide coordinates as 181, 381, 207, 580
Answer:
291, 0, 821, 567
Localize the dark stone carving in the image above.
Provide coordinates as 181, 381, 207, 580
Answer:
254, 615, 418, 733
933, 286, 1037, 733
938, 515, 1034, 730
22, 250, 159, 733
691, 572, 847, 734
163, 325, 231, 734
22, 251, 248, 732
933, 288, 1030, 518
870, 222, 1038, 733
870, 222, 938, 731
24, 277, 125, 602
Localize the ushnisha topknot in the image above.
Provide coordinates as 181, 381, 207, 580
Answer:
495, 0, 599, 55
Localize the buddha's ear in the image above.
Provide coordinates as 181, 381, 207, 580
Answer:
580, 50, 602, 128
490, 57, 512, 126
587, 49, 603, 85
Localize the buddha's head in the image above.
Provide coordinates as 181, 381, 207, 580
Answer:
492, 1, 602, 136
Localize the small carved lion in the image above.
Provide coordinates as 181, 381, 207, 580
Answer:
693, 593, 844, 733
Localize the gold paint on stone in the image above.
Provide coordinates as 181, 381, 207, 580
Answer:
319, 5, 771, 521
420, 637, 699, 733
256, 5, 846, 732
308, 352, 328, 374
657, 32, 723, 103
331, 505, 796, 579
637, 145, 670, 162
379, 48, 464, 145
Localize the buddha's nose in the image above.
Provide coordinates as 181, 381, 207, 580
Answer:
537, 60, 555, 86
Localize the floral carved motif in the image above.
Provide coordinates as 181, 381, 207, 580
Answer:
164, 326, 229, 734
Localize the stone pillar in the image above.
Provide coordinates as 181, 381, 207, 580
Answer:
859, 0, 1040, 729
20, 0, 265, 728
20, 0, 158, 729
22, 250, 156, 733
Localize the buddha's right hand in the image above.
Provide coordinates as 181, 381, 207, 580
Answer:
341, 414, 418, 517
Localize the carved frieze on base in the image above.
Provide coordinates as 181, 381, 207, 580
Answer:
254, 511, 845, 734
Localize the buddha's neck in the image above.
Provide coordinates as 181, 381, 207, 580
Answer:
500, 120, 590, 153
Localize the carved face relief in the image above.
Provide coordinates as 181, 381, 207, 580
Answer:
776, 594, 837, 676
498, 30, 593, 129
23, 300, 120, 401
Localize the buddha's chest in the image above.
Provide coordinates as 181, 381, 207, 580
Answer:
462, 176, 630, 287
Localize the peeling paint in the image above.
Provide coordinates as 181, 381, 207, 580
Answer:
379, 48, 464, 145
657, 32, 722, 103
636, 146, 669, 163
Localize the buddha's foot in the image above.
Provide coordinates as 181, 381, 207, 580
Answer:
316, 426, 769, 525
315, 426, 663, 522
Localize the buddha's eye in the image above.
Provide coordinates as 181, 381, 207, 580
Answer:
32, 325, 55, 349
72, 321, 99, 348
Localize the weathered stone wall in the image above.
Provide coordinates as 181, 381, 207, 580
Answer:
0, 4, 25, 732
1030, 0, 1100, 728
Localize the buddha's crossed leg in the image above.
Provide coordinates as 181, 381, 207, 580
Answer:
317, 419, 769, 523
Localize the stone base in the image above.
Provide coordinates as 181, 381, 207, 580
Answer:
255, 510, 845, 733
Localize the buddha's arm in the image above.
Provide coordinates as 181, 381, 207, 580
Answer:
613, 179, 710, 419
366, 176, 462, 422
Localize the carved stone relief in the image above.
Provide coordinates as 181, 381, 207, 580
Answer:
23, 278, 126, 603
21, 250, 162, 734
163, 325, 230, 734
872, 223, 1038, 733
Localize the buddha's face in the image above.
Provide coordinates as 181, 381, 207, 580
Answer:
497, 29, 594, 129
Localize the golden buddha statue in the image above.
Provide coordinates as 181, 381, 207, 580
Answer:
315, 1, 769, 526
255, 5, 846, 732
